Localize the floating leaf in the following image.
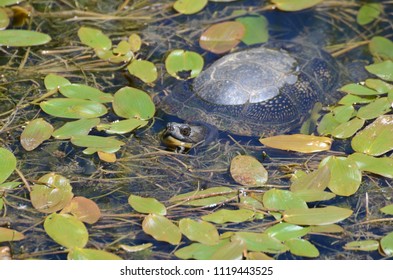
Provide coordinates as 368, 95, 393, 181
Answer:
201, 209, 254, 224
349, 152, 393, 179
0, 30, 51, 47
293, 190, 335, 203
68, 248, 122, 260
265, 223, 310, 242
165, 49, 204, 80
246, 252, 274, 260
173, 0, 208, 14
119, 243, 152, 253
113, 40, 131, 55
179, 218, 219, 245
317, 112, 341, 135
309, 224, 344, 233
44, 213, 88, 249
365, 61, 393, 82
59, 84, 113, 103
128, 33, 141, 52
52, 118, 100, 140
339, 83, 379, 96
284, 238, 319, 258
77, 27, 111, 51
356, 97, 391, 120
71, 135, 124, 154
97, 119, 148, 134
128, 195, 167, 215
232, 232, 287, 254
0, 148, 16, 184
356, 3, 381, 25
235, 16, 268, 45
0, 0, 22, 7
229, 155, 268, 186
127, 59, 157, 84
0, 181, 20, 190
40, 98, 108, 119
290, 165, 330, 193
61, 196, 101, 224
352, 115, 393, 156
169, 186, 234, 207
175, 240, 231, 260
319, 156, 361, 196
0, 227, 25, 242
271, 0, 323, 11
343, 240, 379, 251
44, 74, 71, 90
20, 118, 53, 151
263, 189, 307, 211
369, 36, 393, 61
112, 87, 155, 120
260, 134, 332, 153
0, 8, 9, 30
209, 239, 245, 260
332, 105, 355, 123
338, 94, 375, 106
365, 79, 393, 94
199, 21, 245, 54
331, 117, 365, 139
97, 151, 116, 162
142, 214, 181, 245
283, 206, 353, 226
380, 232, 393, 256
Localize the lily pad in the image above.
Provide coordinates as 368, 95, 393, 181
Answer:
339, 83, 379, 96
40, 98, 108, 119
232, 232, 287, 254
365, 78, 393, 94
59, 84, 113, 103
331, 117, 365, 139
380, 232, 393, 256
343, 240, 379, 251
201, 209, 255, 224
309, 224, 344, 233
77, 26, 111, 51
175, 240, 231, 260
0, 0, 23, 7
68, 248, 122, 260
293, 190, 335, 203
229, 155, 268, 186
284, 238, 319, 258
356, 97, 391, 120
52, 118, 100, 140
0, 148, 16, 184
351, 115, 393, 156
317, 112, 341, 135
127, 59, 158, 83
357, 3, 382, 25
263, 189, 307, 211
44, 74, 71, 90
271, 0, 323, 11
96, 119, 148, 134
0, 227, 25, 242
44, 213, 89, 249
128, 194, 167, 215
169, 186, 234, 207
332, 105, 355, 123
20, 118, 54, 151
349, 153, 393, 179
112, 87, 155, 120
265, 222, 310, 242
128, 33, 141, 52
235, 15, 268, 45
381, 204, 393, 215
179, 218, 219, 245
290, 165, 330, 193
209, 239, 245, 260
0, 30, 51, 47
165, 49, 204, 80
199, 21, 245, 54
119, 243, 153, 253
71, 135, 124, 153
365, 60, 393, 82
283, 206, 353, 226
173, 0, 208, 14
61, 196, 101, 224
260, 134, 332, 153
142, 214, 181, 245
369, 36, 393, 61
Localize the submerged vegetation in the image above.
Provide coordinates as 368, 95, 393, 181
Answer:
0, 0, 393, 260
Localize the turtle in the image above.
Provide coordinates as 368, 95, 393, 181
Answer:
160, 40, 342, 147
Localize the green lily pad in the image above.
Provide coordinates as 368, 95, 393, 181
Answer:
271, 0, 323, 11
52, 118, 100, 140
128, 194, 167, 215
165, 49, 204, 80
0, 227, 24, 242
235, 15, 268, 45
59, 84, 113, 103
0, 181, 21, 190
351, 115, 393, 156
369, 36, 393, 61
20, 118, 54, 151
332, 105, 355, 123
229, 155, 268, 187
40, 98, 108, 119
127, 59, 158, 83
232, 232, 288, 254
284, 238, 319, 258
209, 239, 245, 260
365, 78, 393, 93
380, 231, 393, 256
142, 214, 181, 245
365, 60, 393, 82
338, 94, 375, 106
97, 119, 148, 134
175, 239, 230, 260
0, 30, 51, 47
339, 83, 379, 96
119, 243, 153, 253
128, 33, 141, 52
179, 218, 219, 245
319, 156, 362, 196
265, 222, 310, 242
283, 206, 353, 226
343, 240, 379, 251
199, 21, 245, 54
381, 204, 393, 215
317, 112, 342, 135
44, 213, 88, 249
113, 40, 131, 55
0, 148, 16, 184
169, 186, 234, 207
246, 252, 274, 260
290, 165, 330, 193
68, 248, 122, 260
173, 0, 208, 15
0, 0, 23, 7
112, 87, 155, 120
44, 74, 71, 90
357, 3, 382, 25
293, 190, 335, 203
263, 189, 307, 211
71, 135, 124, 153
349, 152, 393, 178
201, 209, 255, 224
77, 26, 111, 51
61, 196, 101, 224
356, 97, 391, 120
331, 117, 365, 139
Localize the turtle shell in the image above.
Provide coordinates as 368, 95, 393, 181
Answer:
160, 41, 340, 136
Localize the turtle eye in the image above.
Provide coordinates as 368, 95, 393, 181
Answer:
180, 126, 191, 137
